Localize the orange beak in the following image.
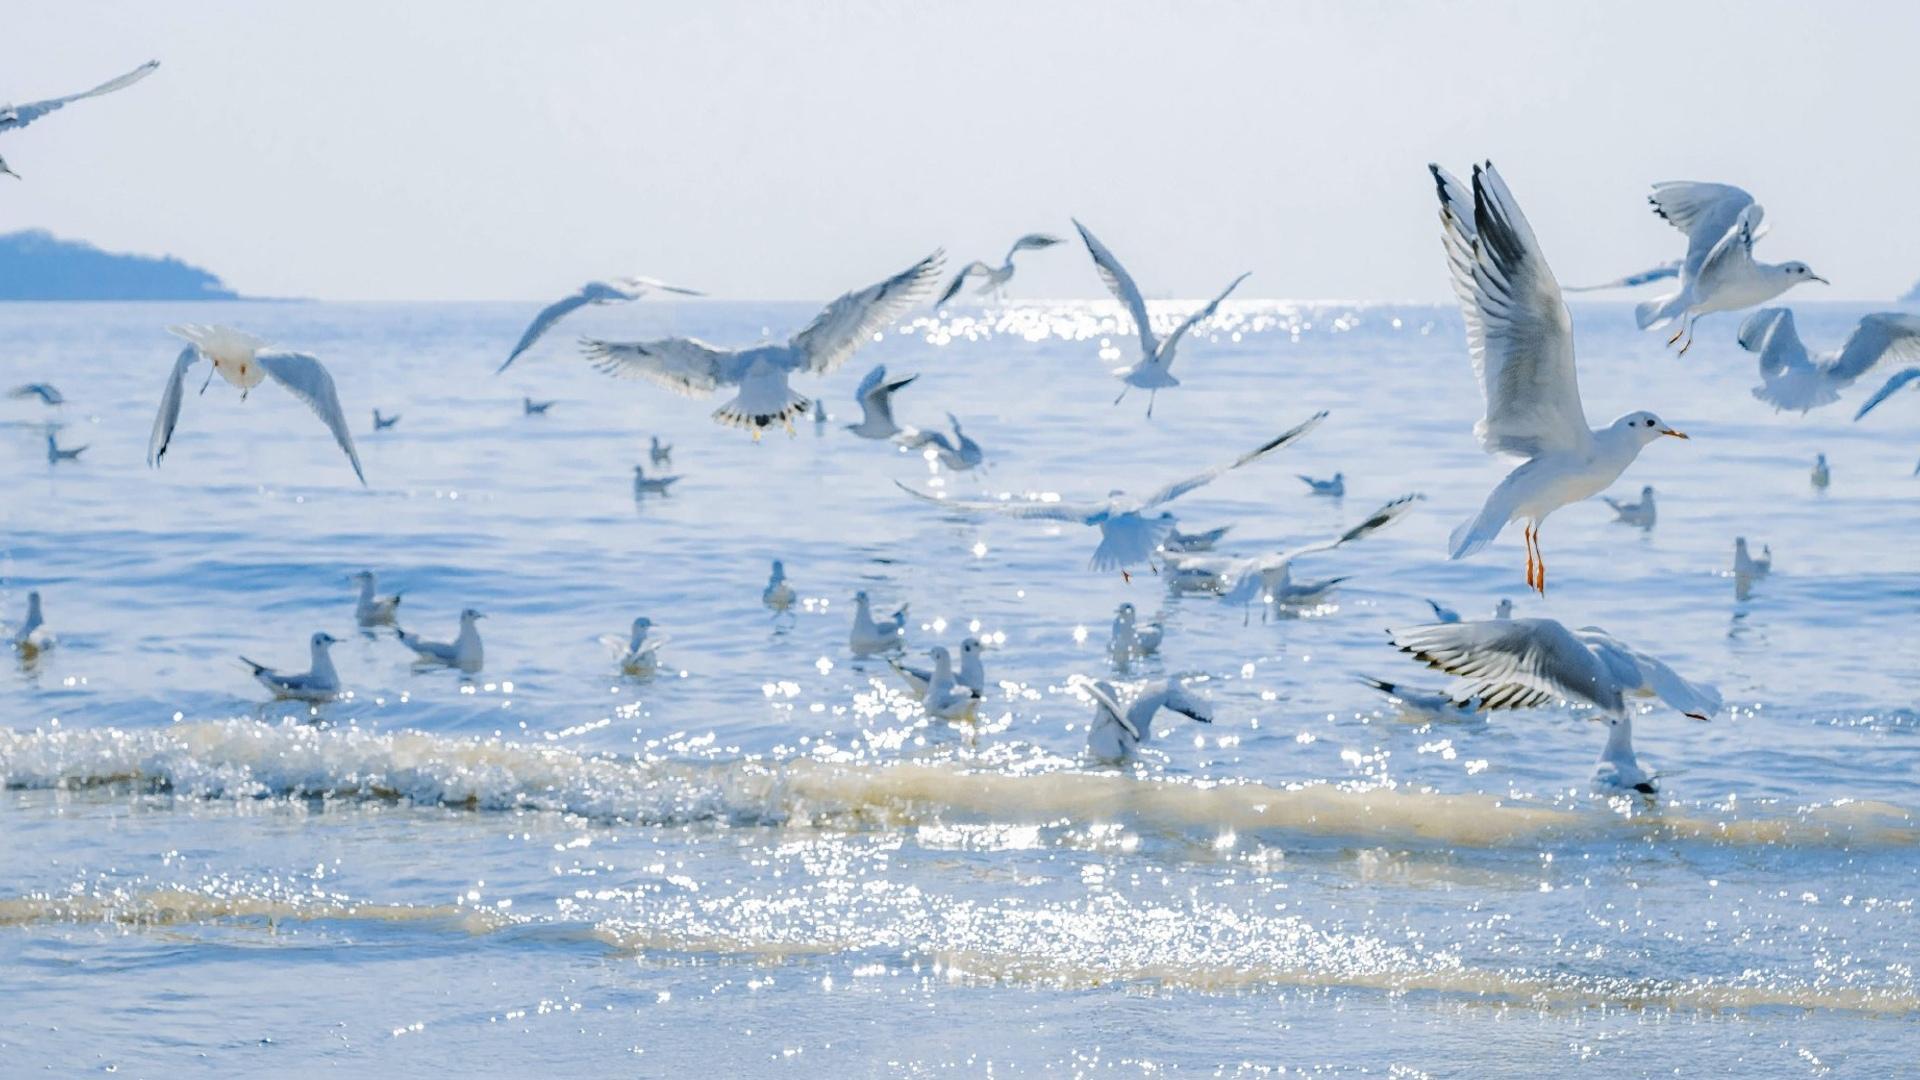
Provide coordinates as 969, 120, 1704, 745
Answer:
1661, 428, 1690, 440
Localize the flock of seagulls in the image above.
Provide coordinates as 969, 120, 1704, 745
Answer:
4, 58, 1914, 794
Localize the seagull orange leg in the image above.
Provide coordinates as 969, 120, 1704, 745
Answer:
1521, 524, 1536, 592
1533, 525, 1548, 596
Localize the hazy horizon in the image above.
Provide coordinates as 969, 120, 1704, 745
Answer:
6, 1, 1918, 303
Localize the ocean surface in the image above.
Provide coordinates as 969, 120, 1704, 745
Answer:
2, 296, 1916, 1076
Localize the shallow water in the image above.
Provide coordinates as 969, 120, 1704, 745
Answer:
2, 297, 1917, 1075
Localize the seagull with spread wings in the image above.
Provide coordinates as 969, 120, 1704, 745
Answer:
0, 60, 158, 179
1854, 367, 1920, 473
935, 233, 1064, 306
1073, 219, 1247, 417
148, 324, 366, 485
895, 412, 1325, 580
496, 276, 702, 373
1738, 308, 1920, 414
1430, 162, 1689, 595
580, 252, 942, 438
1633, 182, 1824, 354
1165, 494, 1422, 618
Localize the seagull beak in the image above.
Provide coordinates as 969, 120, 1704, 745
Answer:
1661, 428, 1690, 440
1811, 275, 1830, 285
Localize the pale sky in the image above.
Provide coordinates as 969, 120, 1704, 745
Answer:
5, 0, 1916, 301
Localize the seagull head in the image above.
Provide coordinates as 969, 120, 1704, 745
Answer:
349, 570, 373, 584
1115, 602, 1136, 623
1615, 411, 1688, 444
1780, 261, 1828, 285
460, 608, 485, 623
959, 637, 983, 658
311, 632, 339, 649
770, 559, 785, 577
1641, 485, 1654, 498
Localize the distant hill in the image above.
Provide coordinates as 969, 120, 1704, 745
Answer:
0, 229, 240, 300
1904, 279, 1920, 304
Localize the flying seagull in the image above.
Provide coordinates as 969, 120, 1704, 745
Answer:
1854, 368, 1920, 473
1634, 182, 1824, 354
148, 324, 366, 485
0, 60, 159, 179
935, 233, 1064, 306
1165, 493, 1422, 617
496, 276, 702, 373
845, 364, 919, 440
581, 251, 943, 438
1738, 308, 1920, 414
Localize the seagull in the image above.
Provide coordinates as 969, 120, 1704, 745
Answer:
1634, 182, 1825, 354
1389, 618, 1720, 794
763, 560, 796, 611
397, 609, 484, 673
1602, 485, 1656, 529
496, 277, 702, 373
896, 412, 1325, 580
903, 646, 979, 720
650, 436, 672, 466
0, 60, 159, 178
850, 590, 908, 655
1734, 537, 1772, 579
1164, 494, 1422, 618
633, 464, 680, 495
1563, 259, 1680, 293
1108, 602, 1162, 667
240, 631, 343, 703
44, 432, 85, 463
1298, 473, 1344, 497
1811, 452, 1830, 489
846, 364, 919, 440
349, 571, 401, 627
1430, 162, 1690, 595
8, 383, 64, 405
1079, 677, 1213, 764
901, 413, 984, 470
9, 591, 53, 654
372, 409, 400, 430
524, 397, 556, 416
1161, 524, 1231, 553
1854, 368, 1920, 473
813, 399, 830, 427
580, 252, 943, 438
148, 324, 366, 485
1074, 219, 1248, 416
1425, 599, 1463, 623
936, 233, 1064, 306
1494, 598, 1513, 620
890, 636, 987, 698
1357, 676, 1481, 719
1738, 309, 1920, 413
600, 616, 667, 675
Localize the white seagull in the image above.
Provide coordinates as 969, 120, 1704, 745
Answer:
1297, 473, 1344, 497
633, 464, 680, 495
496, 276, 702, 373
1733, 537, 1771, 579
148, 324, 366, 485
846, 364, 919, 440
1389, 618, 1721, 794
763, 560, 796, 611
890, 636, 987, 698
241, 631, 343, 703
349, 570, 402, 627
9, 591, 53, 654
901, 413, 985, 470
1162, 524, 1231, 553
1634, 182, 1825, 354
1074, 219, 1248, 416
398, 609, 484, 673
1165, 494, 1421, 617
1107, 602, 1162, 667
8, 383, 64, 405
1431, 162, 1689, 595
600, 617, 667, 675
650, 436, 672, 465
0, 60, 159, 179
1494, 598, 1514, 620
1425, 599, 1463, 624
1357, 676, 1481, 720
850, 591, 908, 655
1739, 308, 1920, 414
935, 233, 1064, 306
1602, 485, 1656, 529
1811, 452, 1830, 489
908, 646, 979, 720
1079, 677, 1214, 764
581, 252, 943, 438
896, 412, 1325, 580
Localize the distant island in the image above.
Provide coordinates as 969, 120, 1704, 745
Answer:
1904, 279, 1920, 303
0, 229, 241, 301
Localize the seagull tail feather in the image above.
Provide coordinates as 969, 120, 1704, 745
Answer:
1635, 290, 1686, 331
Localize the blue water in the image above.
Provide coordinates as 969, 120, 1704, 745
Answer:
2, 297, 1917, 1075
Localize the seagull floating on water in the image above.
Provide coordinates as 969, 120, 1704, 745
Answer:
650, 436, 672, 466
1602, 485, 1656, 529
890, 636, 987, 699
846, 364, 919, 440
1079, 677, 1213, 764
149, 324, 366, 485
633, 464, 680, 495
1738, 308, 1920, 414
581, 252, 942, 438
1811, 452, 1830, 489
1165, 494, 1421, 617
1494, 598, 1514, 620
497, 276, 702, 373
1431, 162, 1689, 595
0, 60, 158, 179
1390, 618, 1720, 794
397, 609, 485, 673
763, 560, 796, 611
8, 383, 64, 406
895, 645, 980, 720
1298, 473, 1344, 497
349, 571, 401, 627
1161, 524, 1230, 553
1734, 537, 1772, 579
896, 413, 1325, 580
1108, 602, 1162, 667
45, 432, 85, 463
1634, 182, 1825, 354
1074, 219, 1247, 417
850, 591, 908, 655
372, 409, 399, 430
600, 617, 666, 675
936, 233, 1064, 306
241, 632, 342, 703
524, 397, 556, 416
1425, 599, 1462, 624
901, 413, 984, 470
9, 591, 53, 654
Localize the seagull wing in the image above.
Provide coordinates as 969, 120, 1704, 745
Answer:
256, 351, 366, 485
616, 276, 704, 297
581, 337, 737, 397
1140, 411, 1327, 509
0, 60, 159, 131
787, 251, 944, 374
1693, 203, 1763, 294
936, 262, 993, 306
894, 481, 1101, 523
1390, 617, 1623, 714
1073, 219, 1158, 360
1431, 162, 1590, 457
1005, 233, 1063, 261
497, 281, 638, 373
1574, 628, 1722, 719
1855, 367, 1920, 420
1219, 494, 1421, 602
1737, 308, 1805, 377
1563, 259, 1681, 292
147, 344, 199, 467
1073, 677, 1140, 740
1826, 313, 1920, 386
1648, 181, 1758, 279
1155, 272, 1249, 362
